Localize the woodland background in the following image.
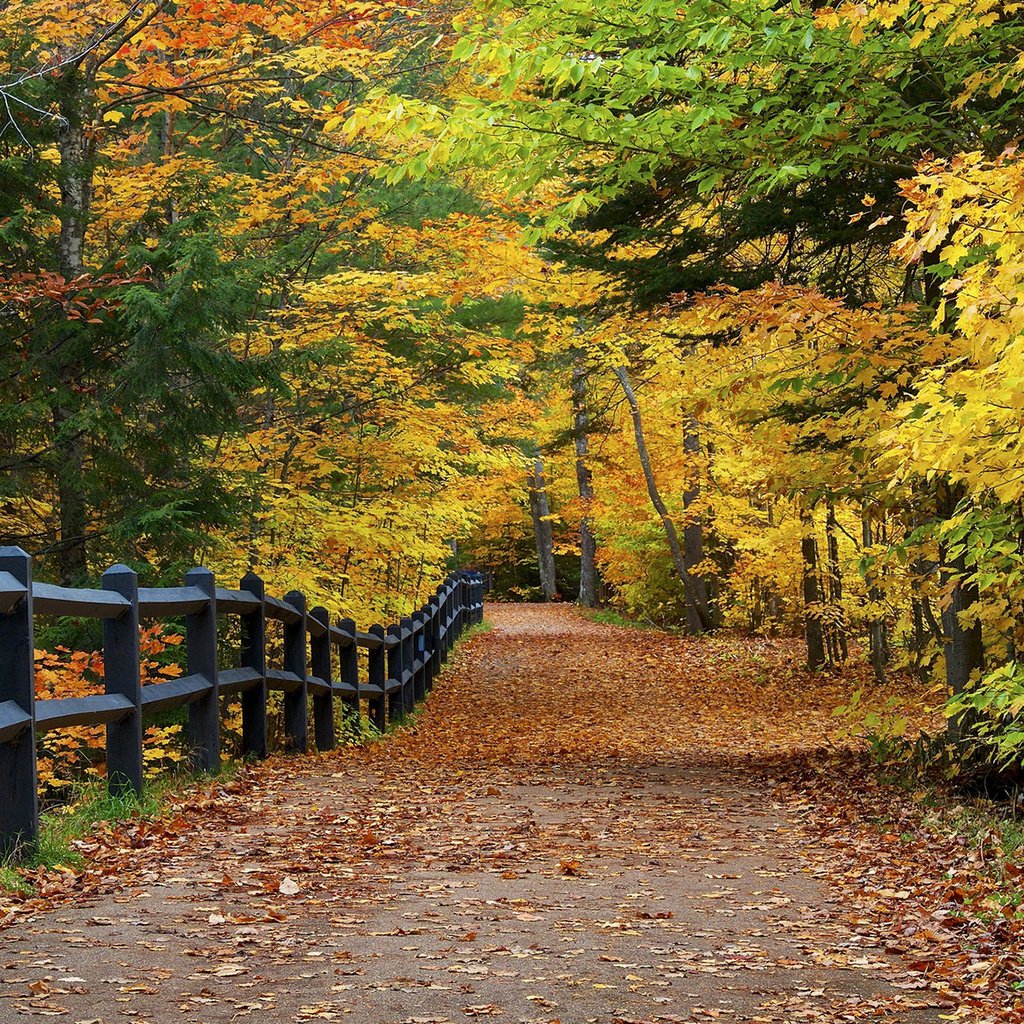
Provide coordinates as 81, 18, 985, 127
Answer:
2, 0, 1024, 785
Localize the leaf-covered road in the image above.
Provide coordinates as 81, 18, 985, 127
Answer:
0, 607, 956, 1021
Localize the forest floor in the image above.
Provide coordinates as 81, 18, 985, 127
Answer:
0, 604, 1021, 1023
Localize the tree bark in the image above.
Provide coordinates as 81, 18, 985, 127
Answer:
614, 365, 710, 633
862, 503, 890, 683
52, 65, 95, 584
801, 505, 826, 670
682, 417, 711, 633
528, 457, 558, 602
571, 363, 598, 607
825, 500, 848, 663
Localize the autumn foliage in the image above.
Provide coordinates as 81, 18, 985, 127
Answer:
33, 626, 185, 790
3, 0, 1024, 783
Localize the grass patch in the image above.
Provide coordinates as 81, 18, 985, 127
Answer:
386, 705, 424, 735
0, 864, 32, 894
922, 799, 1024, 868
1, 784, 162, 891
582, 607, 657, 631
0, 762, 240, 893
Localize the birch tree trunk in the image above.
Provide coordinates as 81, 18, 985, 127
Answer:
614, 366, 710, 633
571, 363, 598, 607
528, 457, 558, 602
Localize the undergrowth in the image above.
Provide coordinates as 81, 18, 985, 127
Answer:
0, 775, 182, 894
848, 725, 1024, 879
830, 682, 1024, 897
581, 607, 657, 630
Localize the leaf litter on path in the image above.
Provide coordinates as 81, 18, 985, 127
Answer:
1, 604, 1013, 1021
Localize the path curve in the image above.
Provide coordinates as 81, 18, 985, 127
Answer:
1, 605, 940, 1023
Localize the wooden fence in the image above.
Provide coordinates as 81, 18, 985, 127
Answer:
0, 546, 485, 858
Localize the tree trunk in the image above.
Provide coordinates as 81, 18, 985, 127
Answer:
571, 363, 598, 607
57, 72, 92, 284
682, 417, 711, 633
936, 480, 984, 740
801, 505, 826, 670
528, 457, 557, 602
825, 500, 848, 663
862, 503, 890, 683
614, 365, 710, 633
52, 66, 94, 584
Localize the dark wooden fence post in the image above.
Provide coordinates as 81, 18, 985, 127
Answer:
423, 602, 435, 693
400, 616, 415, 715
410, 613, 423, 702
186, 567, 220, 773
309, 606, 335, 752
368, 624, 387, 732
0, 547, 37, 857
240, 572, 267, 759
450, 578, 458, 650
338, 617, 360, 724
442, 581, 452, 661
417, 610, 427, 696
283, 590, 308, 753
387, 624, 403, 722
102, 564, 143, 797
428, 594, 441, 684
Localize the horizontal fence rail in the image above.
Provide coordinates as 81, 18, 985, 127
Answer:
0, 546, 485, 858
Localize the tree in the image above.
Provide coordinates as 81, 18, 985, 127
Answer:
527, 457, 558, 602
571, 362, 598, 607
614, 364, 710, 634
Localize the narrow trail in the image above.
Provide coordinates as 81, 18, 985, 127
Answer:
1, 606, 943, 1023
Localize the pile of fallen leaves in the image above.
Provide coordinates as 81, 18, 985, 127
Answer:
777, 753, 1024, 1023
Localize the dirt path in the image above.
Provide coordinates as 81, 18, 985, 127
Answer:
0, 605, 946, 1023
